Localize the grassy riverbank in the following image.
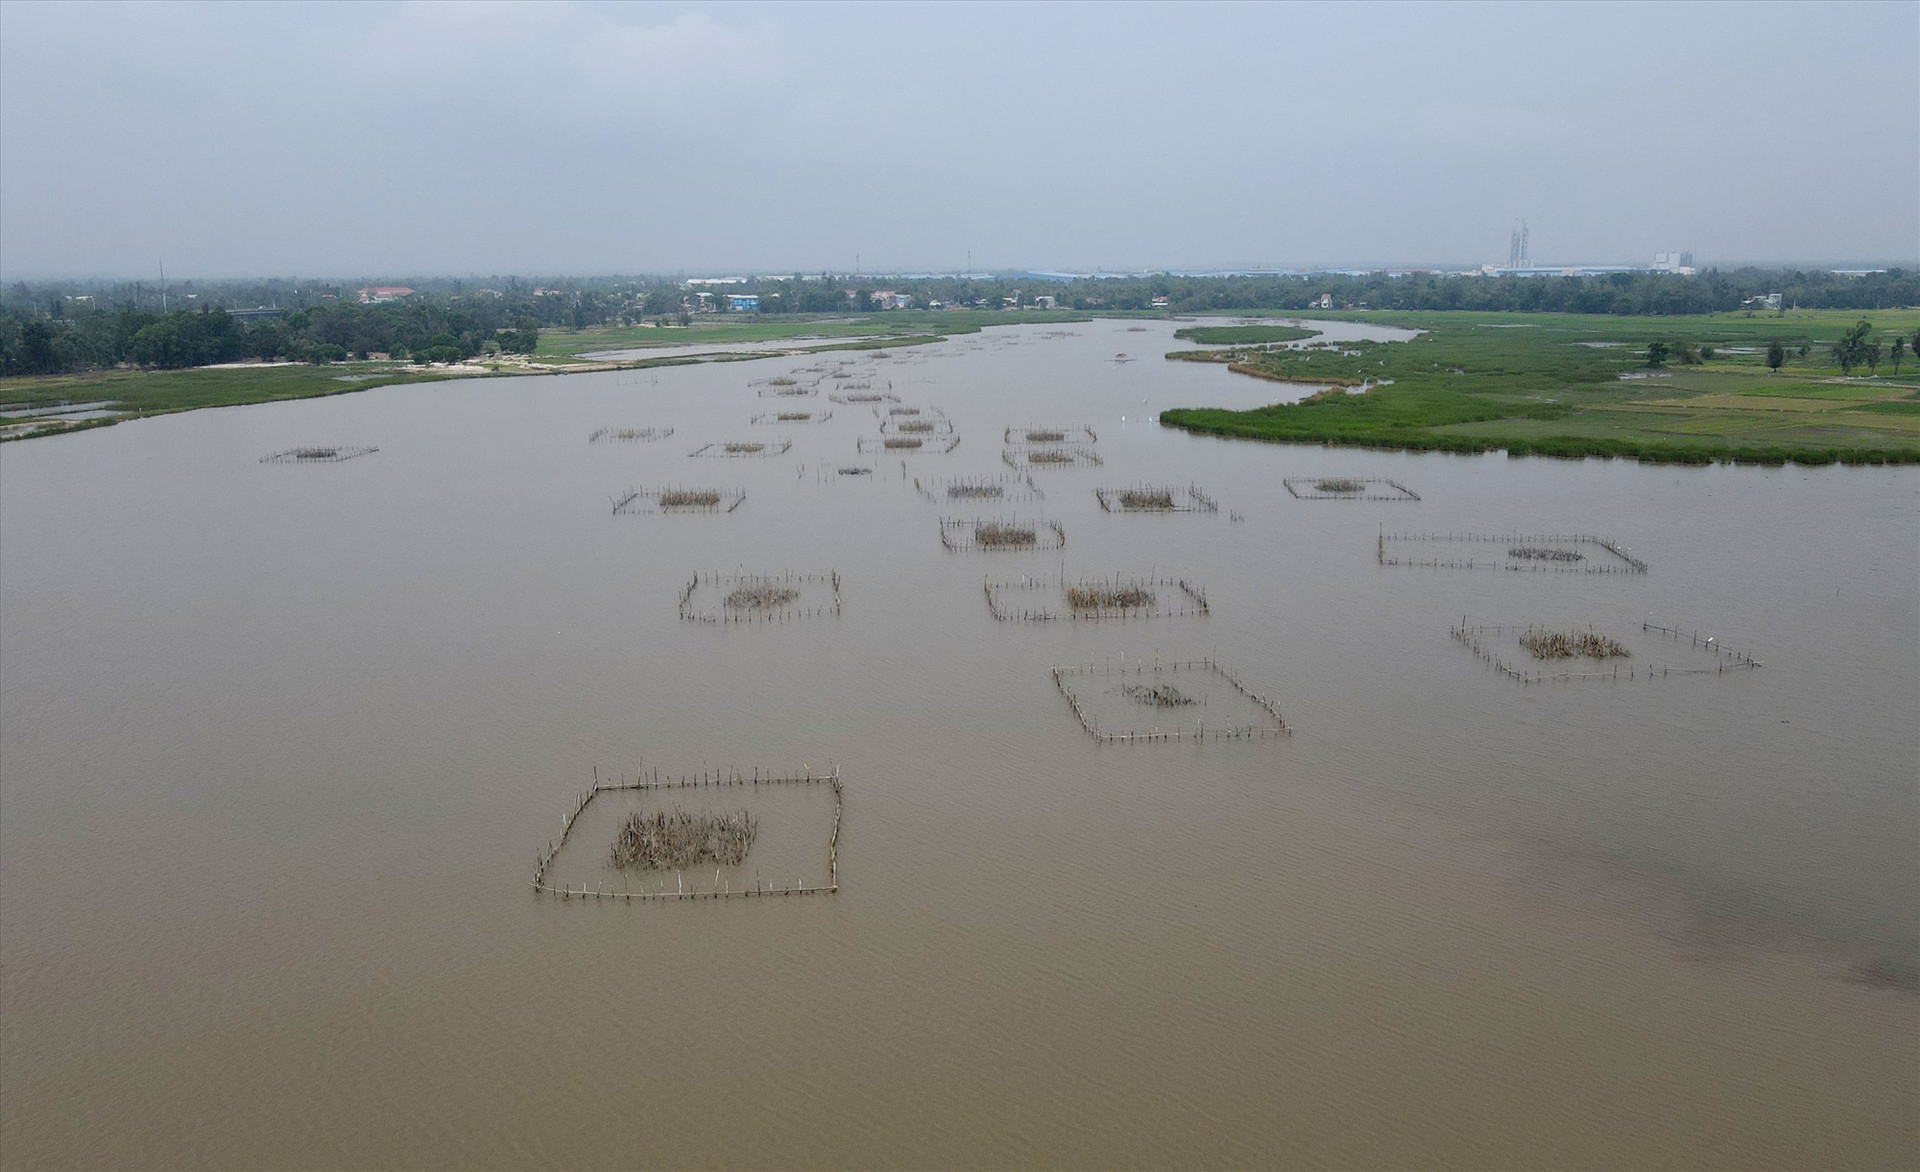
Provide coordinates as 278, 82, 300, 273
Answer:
1159, 309, 1920, 465
534, 308, 1090, 360
0, 310, 1088, 440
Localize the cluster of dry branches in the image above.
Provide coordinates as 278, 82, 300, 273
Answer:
1121, 683, 1195, 707
610, 807, 759, 871
1067, 584, 1155, 610
974, 523, 1038, 548
1117, 488, 1176, 510
726, 582, 800, 610
1509, 546, 1585, 562
658, 489, 723, 508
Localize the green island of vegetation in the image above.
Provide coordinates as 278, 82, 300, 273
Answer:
1170, 323, 1320, 345
1159, 309, 1920, 465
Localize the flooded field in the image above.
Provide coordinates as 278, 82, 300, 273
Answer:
2, 319, 1914, 1168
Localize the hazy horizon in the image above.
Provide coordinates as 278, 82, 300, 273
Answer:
2, 1, 1915, 280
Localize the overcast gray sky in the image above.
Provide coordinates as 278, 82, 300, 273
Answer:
1, 0, 1914, 277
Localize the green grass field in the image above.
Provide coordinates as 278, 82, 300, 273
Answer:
1158, 309, 1920, 465
535, 309, 1089, 359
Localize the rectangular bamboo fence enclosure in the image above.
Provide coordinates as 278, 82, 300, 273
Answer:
689, 438, 794, 458
1004, 425, 1097, 445
985, 573, 1210, 622
880, 418, 957, 436
858, 435, 961, 454
1451, 618, 1761, 685
679, 570, 843, 623
1002, 444, 1102, 470
260, 445, 377, 464
610, 486, 747, 515
1283, 477, 1420, 501
1052, 656, 1290, 742
1094, 484, 1219, 514
913, 473, 1045, 505
533, 765, 842, 901
939, 517, 1067, 553
1378, 530, 1648, 574
750, 410, 833, 425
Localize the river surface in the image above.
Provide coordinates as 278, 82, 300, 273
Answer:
2, 319, 1915, 1168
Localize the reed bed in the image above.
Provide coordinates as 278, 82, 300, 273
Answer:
611, 807, 758, 871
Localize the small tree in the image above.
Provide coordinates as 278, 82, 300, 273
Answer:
1645, 340, 1669, 368
1830, 319, 1873, 375
1766, 341, 1784, 372
1893, 336, 1907, 376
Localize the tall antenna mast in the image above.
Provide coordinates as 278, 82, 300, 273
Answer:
1520, 220, 1531, 268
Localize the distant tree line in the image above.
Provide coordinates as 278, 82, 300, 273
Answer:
3, 267, 1913, 377
0, 299, 541, 376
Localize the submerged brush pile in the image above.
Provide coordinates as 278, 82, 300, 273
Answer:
1316, 478, 1365, 494
1518, 628, 1631, 660
885, 437, 923, 449
950, 482, 1004, 499
896, 421, 936, 433
726, 442, 765, 454
1510, 546, 1585, 562
1068, 584, 1156, 610
1027, 450, 1073, 464
1121, 683, 1195, 707
1025, 430, 1066, 443
589, 427, 673, 444
610, 806, 759, 872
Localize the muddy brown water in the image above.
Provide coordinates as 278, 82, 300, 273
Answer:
2, 320, 1914, 1168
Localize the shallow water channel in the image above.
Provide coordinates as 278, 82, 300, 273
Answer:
2, 319, 1914, 1168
